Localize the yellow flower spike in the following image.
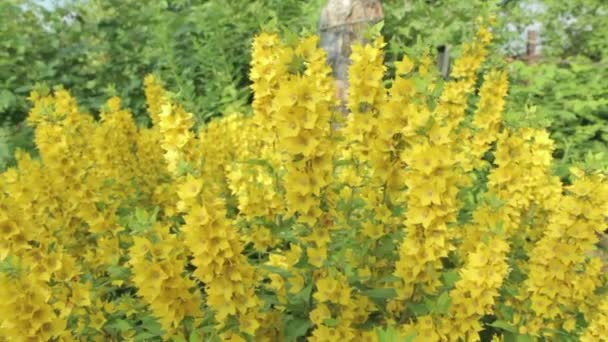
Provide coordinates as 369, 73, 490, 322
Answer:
519, 172, 608, 336
581, 297, 608, 341
143, 74, 167, 126
128, 226, 203, 334
477, 26, 493, 44
157, 100, 195, 175
0, 273, 67, 340
180, 178, 261, 335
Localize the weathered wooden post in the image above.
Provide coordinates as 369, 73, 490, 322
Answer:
437, 44, 451, 79
526, 29, 538, 64
318, 0, 384, 106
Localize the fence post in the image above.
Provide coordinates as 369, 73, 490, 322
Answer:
319, 0, 384, 108
437, 44, 450, 79
526, 30, 538, 63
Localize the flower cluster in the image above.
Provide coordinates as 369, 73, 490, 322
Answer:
581, 296, 608, 341
0, 273, 66, 340
128, 225, 202, 336
273, 36, 337, 226
393, 22, 496, 304
519, 170, 608, 335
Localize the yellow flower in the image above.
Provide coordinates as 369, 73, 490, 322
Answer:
288, 273, 305, 294
307, 246, 327, 268
89, 310, 106, 331
314, 276, 341, 303
310, 303, 332, 325
395, 55, 414, 75
239, 312, 261, 336
176, 174, 202, 203
362, 221, 384, 240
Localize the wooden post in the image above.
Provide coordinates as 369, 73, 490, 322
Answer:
318, 0, 384, 105
437, 44, 450, 79
526, 30, 538, 64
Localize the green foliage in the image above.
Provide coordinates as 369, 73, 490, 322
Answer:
0, 0, 324, 125
0, 0, 325, 172
2, 0, 607, 177
377, 326, 412, 342
506, 58, 608, 177
382, 0, 498, 53
1, 0, 58, 123
0, 123, 36, 170
535, 0, 608, 60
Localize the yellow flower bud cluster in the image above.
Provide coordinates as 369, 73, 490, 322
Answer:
581, 296, 608, 341
393, 23, 496, 301
343, 37, 387, 169
273, 36, 337, 226
128, 225, 202, 335
0, 273, 66, 341
489, 128, 562, 244
437, 26, 491, 130
158, 101, 196, 175
177, 175, 261, 337
310, 271, 374, 342
250, 32, 292, 126
520, 171, 608, 335
464, 70, 509, 170
144, 74, 166, 126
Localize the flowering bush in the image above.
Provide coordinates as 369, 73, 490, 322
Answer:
1, 19, 607, 342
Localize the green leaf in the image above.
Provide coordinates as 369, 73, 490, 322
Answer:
0, 90, 16, 111
140, 315, 163, 336
441, 270, 460, 288
409, 301, 430, 316
378, 274, 401, 283
377, 325, 408, 342
260, 265, 292, 278
363, 20, 384, 41
189, 331, 202, 342
488, 320, 518, 333
0, 255, 23, 277
106, 265, 132, 281
434, 291, 451, 314
323, 318, 338, 327
107, 319, 131, 332
293, 282, 313, 303
285, 317, 311, 340
363, 287, 397, 300
403, 332, 417, 342
134, 332, 159, 341
514, 334, 534, 342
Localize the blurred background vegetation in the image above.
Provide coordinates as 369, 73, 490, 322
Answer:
1, 0, 606, 174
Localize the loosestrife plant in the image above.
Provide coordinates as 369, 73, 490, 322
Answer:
1, 18, 607, 342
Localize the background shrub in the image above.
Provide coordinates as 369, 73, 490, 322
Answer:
1, 0, 607, 176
